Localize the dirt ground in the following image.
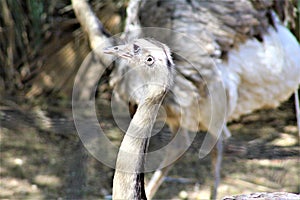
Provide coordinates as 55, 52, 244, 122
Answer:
0, 95, 299, 199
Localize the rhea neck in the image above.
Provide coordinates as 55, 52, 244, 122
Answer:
113, 91, 166, 200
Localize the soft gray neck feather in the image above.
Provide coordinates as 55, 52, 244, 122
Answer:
113, 95, 164, 200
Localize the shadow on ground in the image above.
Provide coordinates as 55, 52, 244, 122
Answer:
0, 96, 299, 199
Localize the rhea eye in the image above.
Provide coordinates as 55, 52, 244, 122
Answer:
145, 55, 155, 66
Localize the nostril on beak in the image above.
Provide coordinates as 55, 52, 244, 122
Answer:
103, 46, 116, 54
103, 46, 122, 55
103, 45, 133, 59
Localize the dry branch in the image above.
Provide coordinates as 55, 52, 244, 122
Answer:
71, 0, 112, 58
71, 0, 115, 101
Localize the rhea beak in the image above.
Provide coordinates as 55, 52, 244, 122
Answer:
103, 45, 133, 59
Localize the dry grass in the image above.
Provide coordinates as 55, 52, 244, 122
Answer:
0, 97, 299, 199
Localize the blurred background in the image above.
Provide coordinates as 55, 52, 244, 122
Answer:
0, 0, 299, 199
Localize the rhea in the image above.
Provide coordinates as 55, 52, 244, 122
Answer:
104, 38, 174, 199
72, 0, 300, 198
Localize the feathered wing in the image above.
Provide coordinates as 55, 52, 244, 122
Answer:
222, 15, 300, 120
110, 0, 300, 132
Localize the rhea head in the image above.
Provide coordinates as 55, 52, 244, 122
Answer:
104, 38, 175, 101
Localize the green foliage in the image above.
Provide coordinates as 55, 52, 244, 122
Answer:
0, 0, 128, 96
27, 0, 45, 51
0, 0, 45, 92
0, 0, 72, 93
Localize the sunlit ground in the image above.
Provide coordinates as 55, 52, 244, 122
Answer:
0, 98, 299, 199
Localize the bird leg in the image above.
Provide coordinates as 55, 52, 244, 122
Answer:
294, 90, 300, 136
146, 165, 172, 199
146, 128, 191, 199
210, 134, 223, 200
210, 125, 231, 200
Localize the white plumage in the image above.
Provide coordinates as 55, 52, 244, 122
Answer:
221, 15, 300, 120
108, 1, 300, 199
72, 0, 300, 199
110, 15, 300, 133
